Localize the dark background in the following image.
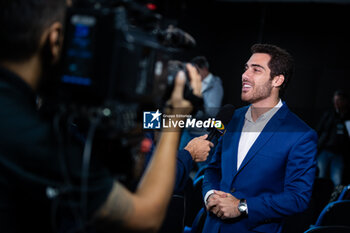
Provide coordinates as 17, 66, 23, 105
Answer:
154, 0, 350, 129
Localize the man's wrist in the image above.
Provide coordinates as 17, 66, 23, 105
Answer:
204, 190, 215, 204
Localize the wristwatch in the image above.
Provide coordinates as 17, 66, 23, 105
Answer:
238, 198, 248, 216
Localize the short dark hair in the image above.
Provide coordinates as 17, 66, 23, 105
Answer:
251, 44, 294, 94
0, 0, 66, 62
191, 56, 209, 70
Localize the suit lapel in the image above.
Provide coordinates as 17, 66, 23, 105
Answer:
222, 108, 246, 186
232, 104, 289, 180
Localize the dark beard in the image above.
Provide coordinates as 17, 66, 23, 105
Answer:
251, 81, 273, 103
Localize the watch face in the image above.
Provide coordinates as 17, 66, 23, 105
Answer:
238, 203, 247, 212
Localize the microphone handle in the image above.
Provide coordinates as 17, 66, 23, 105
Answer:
207, 128, 222, 142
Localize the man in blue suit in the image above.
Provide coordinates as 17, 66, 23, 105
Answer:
202, 44, 317, 233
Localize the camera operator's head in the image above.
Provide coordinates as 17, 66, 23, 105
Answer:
0, 0, 66, 91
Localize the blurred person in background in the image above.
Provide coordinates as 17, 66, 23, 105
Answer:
316, 89, 350, 186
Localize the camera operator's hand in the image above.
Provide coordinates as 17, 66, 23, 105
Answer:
166, 70, 193, 117
187, 63, 202, 97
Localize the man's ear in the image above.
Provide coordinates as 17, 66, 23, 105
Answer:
44, 22, 63, 64
272, 75, 285, 88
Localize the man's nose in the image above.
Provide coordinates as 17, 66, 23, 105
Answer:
242, 70, 249, 82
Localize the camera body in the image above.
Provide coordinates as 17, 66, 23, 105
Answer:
59, 6, 155, 105
47, 1, 195, 135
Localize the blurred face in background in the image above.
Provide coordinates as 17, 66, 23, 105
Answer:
333, 94, 349, 114
194, 66, 209, 81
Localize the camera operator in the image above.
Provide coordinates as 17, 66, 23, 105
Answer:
0, 1, 192, 233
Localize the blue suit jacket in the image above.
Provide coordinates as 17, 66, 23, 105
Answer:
202, 103, 317, 233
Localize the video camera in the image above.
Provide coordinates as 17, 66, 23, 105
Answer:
39, 0, 199, 182
47, 0, 196, 135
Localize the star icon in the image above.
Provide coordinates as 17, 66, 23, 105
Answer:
151, 109, 162, 122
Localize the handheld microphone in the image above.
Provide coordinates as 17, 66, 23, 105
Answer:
207, 104, 235, 143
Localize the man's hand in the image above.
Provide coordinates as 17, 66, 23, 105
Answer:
206, 190, 241, 220
184, 134, 214, 162
205, 191, 223, 213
